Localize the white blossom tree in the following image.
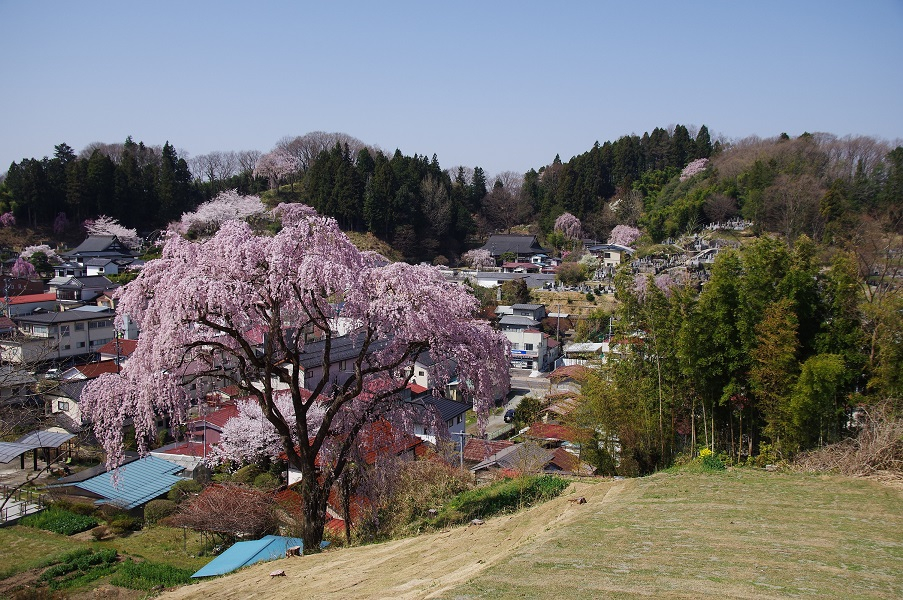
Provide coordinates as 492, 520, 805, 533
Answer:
84, 216, 142, 249
170, 190, 267, 236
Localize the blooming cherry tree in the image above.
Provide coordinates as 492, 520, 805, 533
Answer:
80, 205, 509, 549
253, 149, 301, 189
10, 257, 36, 279
84, 216, 142, 249
53, 212, 70, 235
461, 248, 494, 271
680, 158, 709, 181
170, 189, 267, 236
0, 212, 16, 227
554, 212, 583, 241
20, 244, 60, 263
608, 224, 642, 247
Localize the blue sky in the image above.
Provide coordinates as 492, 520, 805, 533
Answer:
1, 1, 901, 179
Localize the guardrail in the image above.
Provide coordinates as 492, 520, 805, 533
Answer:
0, 485, 48, 523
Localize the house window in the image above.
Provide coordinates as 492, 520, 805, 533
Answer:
62, 344, 70, 350
57, 400, 69, 411
75, 323, 85, 331
418, 370, 425, 377
525, 343, 534, 351
59, 325, 70, 336
456, 415, 463, 424
511, 343, 519, 350
77, 341, 86, 348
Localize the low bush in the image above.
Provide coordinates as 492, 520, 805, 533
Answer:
110, 559, 195, 590
253, 472, 280, 490
109, 515, 140, 533
90, 525, 109, 541
144, 499, 178, 525
19, 506, 98, 535
230, 465, 263, 485
167, 479, 203, 503
429, 475, 569, 527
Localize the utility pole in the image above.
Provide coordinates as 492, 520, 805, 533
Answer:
451, 431, 470, 470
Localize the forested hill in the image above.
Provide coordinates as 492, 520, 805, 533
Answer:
1, 127, 900, 262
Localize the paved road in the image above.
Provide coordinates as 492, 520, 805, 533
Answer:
468, 369, 553, 438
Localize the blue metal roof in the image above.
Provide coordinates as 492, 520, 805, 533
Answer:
68, 455, 185, 509
192, 535, 304, 578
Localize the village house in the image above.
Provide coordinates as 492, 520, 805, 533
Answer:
0, 306, 117, 364
1, 292, 58, 317
62, 235, 135, 265
479, 234, 548, 262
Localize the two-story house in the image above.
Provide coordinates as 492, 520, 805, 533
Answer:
1, 307, 117, 364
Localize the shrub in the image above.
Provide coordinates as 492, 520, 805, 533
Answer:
109, 515, 140, 533
91, 525, 109, 541
144, 499, 178, 525
230, 465, 263, 485
430, 475, 569, 527
167, 479, 203, 503
110, 559, 195, 590
19, 506, 98, 535
253, 472, 280, 490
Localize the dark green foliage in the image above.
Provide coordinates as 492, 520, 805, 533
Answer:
167, 478, 203, 503
19, 506, 98, 535
500, 278, 531, 305
109, 559, 196, 590
229, 464, 263, 485
143, 499, 178, 525
39, 548, 118, 590
252, 472, 280, 490
512, 396, 547, 430
428, 476, 569, 527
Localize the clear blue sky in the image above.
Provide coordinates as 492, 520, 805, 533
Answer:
1, 1, 901, 179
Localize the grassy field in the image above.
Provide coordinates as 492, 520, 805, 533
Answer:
159, 469, 902, 600
0, 524, 211, 597
454, 470, 903, 600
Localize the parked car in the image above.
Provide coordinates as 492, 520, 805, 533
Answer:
503, 409, 515, 423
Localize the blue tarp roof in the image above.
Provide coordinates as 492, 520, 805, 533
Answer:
55, 455, 185, 509
192, 535, 304, 578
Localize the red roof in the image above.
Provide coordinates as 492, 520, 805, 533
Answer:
97, 338, 138, 357
356, 421, 424, 465
160, 441, 215, 458
188, 404, 239, 430
407, 383, 428, 395
527, 422, 582, 443
75, 360, 121, 378
548, 447, 579, 472
8, 293, 56, 305
463, 439, 514, 463
0, 316, 16, 330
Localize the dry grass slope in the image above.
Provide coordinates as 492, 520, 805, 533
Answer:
161, 471, 903, 600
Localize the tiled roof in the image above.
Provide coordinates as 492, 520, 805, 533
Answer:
8, 293, 57, 305
75, 361, 121, 379
463, 439, 514, 463
526, 422, 583, 443
188, 404, 239, 430
97, 339, 138, 357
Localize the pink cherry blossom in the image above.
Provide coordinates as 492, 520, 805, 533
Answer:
554, 212, 582, 240
80, 207, 509, 548
608, 225, 642, 247
171, 190, 266, 235
680, 158, 709, 181
10, 257, 36, 279
0, 212, 16, 227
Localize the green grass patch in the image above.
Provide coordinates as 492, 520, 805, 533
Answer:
109, 559, 196, 590
19, 506, 98, 535
39, 548, 119, 591
429, 475, 570, 527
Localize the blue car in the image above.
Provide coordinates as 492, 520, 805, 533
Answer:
504, 409, 515, 423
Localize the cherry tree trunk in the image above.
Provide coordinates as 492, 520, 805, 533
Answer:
301, 476, 329, 551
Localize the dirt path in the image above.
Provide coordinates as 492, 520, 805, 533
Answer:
162, 478, 623, 600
